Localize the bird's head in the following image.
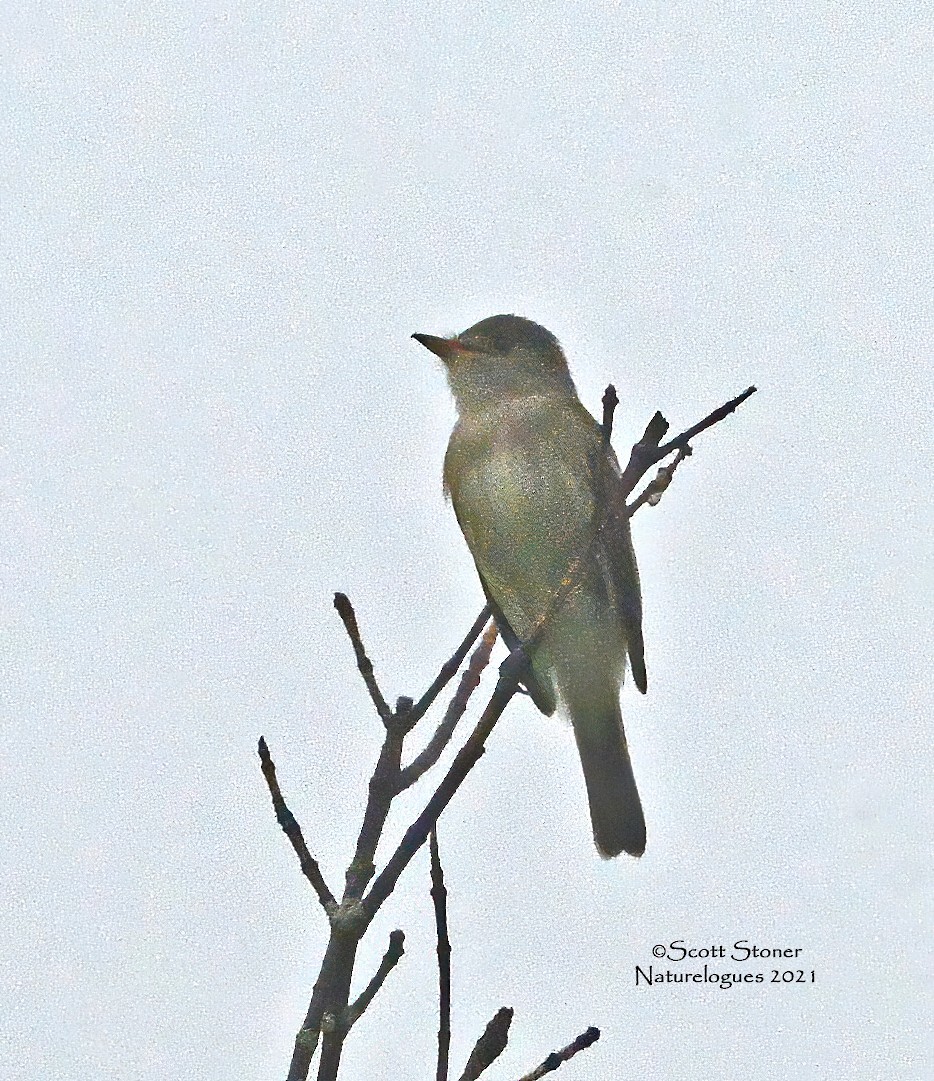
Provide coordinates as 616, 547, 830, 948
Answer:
412, 315, 574, 410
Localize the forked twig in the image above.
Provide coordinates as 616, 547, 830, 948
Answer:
282, 616, 499, 1081
524, 385, 757, 656
408, 605, 492, 728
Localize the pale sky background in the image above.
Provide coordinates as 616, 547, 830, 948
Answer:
2, 2, 931, 1079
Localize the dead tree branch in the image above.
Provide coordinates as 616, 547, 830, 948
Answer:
277, 615, 497, 1081
269, 383, 755, 1081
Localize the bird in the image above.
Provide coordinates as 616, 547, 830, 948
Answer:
412, 315, 647, 857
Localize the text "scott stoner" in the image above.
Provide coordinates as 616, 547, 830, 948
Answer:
658, 941, 804, 961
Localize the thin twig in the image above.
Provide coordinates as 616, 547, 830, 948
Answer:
333, 592, 392, 725
430, 829, 452, 1081
342, 930, 405, 1029
516, 1026, 600, 1080
407, 605, 492, 728
655, 385, 757, 459
622, 387, 756, 514
626, 445, 691, 515
458, 1007, 514, 1081
399, 622, 498, 790
257, 737, 337, 918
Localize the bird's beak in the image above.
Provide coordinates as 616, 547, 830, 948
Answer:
411, 333, 466, 362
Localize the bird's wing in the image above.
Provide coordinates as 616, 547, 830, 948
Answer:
581, 409, 648, 695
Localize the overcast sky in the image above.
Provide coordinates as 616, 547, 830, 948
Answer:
3, 2, 931, 1079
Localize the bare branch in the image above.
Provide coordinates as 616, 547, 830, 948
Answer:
288, 932, 359, 1081
516, 1026, 601, 1081
399, 622, 498, 790
282, 619, 498, 1079
257, 737, 337, 918
622, 386, 755, 515
619, 386, 756, 495
333, 592, 392, 725
407, 605, 492, 729
458, 1007, 514, 1081
284, 626, 500, 1081
430, 829, 452, 1081
523, 386, 757, 656
342, 930, 405, 1030
342, 623, 497, 899
363, 650, 526, 919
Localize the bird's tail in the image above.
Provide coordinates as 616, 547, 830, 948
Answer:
564, 676, 646, 858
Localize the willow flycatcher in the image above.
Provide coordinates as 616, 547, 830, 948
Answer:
413, 315, 647, 857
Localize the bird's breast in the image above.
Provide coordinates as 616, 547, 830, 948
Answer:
444, 400, 605, 635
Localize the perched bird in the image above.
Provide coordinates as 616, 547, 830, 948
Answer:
413, 315, 648, 857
